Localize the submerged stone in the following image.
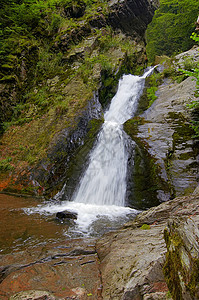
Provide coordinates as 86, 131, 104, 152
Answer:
56, 210, 78, 220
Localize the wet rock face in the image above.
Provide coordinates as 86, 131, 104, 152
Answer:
125, 75, 199, 203
107, 0, 158, 37
139, 76, 198, 198
163, 217, 199, 299
124, 47, 199, 204
31, 91, 103, 198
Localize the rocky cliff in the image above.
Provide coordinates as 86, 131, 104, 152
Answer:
0, 0, 157, 196
124, 47, 199, 207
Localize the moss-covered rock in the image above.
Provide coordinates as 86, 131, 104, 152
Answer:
124, 63, 199, 203
124, 117, 170, 209
163, 217, 199, 299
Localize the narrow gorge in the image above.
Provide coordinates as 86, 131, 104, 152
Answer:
0, 0, 199, 299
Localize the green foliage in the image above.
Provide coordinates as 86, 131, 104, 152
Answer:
147, 86, 158, 107
141, 224, 151, 230
0, 157, 14, 171
146, 0, 199, 62
48, 13, 64, 33
182, 56, 198, 71
35, 47, 63, 80
147, 72, 162, 108
179, 33, 199, 138
0, 0, 136, 136
55, 100, 69, 115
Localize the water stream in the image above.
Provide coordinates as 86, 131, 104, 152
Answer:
25, 68, 154, 237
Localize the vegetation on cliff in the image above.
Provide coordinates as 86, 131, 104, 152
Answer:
0, 0, 149, 194
180, 33, 199, 138
146, 0, 199, 62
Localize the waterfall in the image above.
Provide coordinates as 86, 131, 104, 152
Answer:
73, 68, 154, 206
25, 68, 154, 236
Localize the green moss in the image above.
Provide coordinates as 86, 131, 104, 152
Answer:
147, 86, 158, 107
123, 117, 146, 137
146, 71, 162, 108
141, 224, 150, 230
124, 120, 170, 209
187, 259, 199, 297
0, 157, 14, 171
163, 228, 184, 299
163, 224, 199, 299
87, 118, 104, 140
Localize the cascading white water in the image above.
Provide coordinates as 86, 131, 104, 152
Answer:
73, 68, 153, 206
25, 68, 154, 236
73, 121, 127, 206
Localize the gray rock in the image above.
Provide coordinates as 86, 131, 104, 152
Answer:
107, 0, 158, 37
174, 46, 199, 70
136, 75, 198, 198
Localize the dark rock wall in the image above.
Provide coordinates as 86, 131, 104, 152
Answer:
108, 0, 158, 37
32, 91, 103, 198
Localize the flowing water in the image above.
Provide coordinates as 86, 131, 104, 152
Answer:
23, 68, 154, 238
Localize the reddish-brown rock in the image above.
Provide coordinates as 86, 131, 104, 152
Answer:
0, 238, 102, 300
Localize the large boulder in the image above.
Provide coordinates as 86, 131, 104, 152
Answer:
96, 193, 199, 299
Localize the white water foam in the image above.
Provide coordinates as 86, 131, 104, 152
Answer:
25, 68, 154, 236
24, 201, 137, 236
